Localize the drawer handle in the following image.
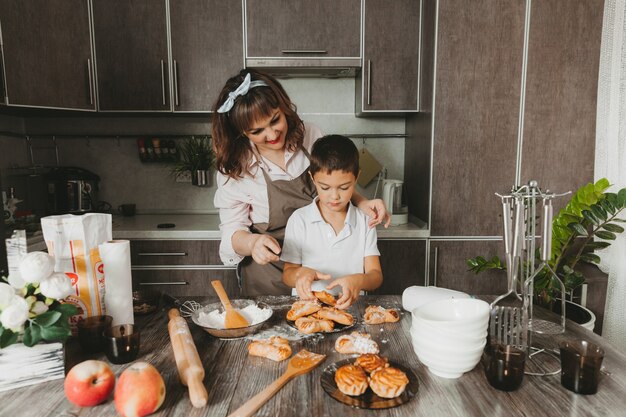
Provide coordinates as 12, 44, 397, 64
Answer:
139, 281, 188, 286
137, 252, 188, 257
281, 49, 328, 54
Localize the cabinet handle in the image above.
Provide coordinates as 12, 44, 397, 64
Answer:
173, 59, 179, 107
140, 281, 188, 286
367, 60, 372, 106
281, 49, 328, 54
87, 59, 93, 105
433, 246, 439, 287
160, 59, 166, 106
137, 252, 188, 257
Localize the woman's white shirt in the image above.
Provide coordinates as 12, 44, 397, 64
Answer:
214, 122, 323, 265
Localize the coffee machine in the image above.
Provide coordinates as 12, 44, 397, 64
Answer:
45, 167, 100, 214
382, 179, 408, 226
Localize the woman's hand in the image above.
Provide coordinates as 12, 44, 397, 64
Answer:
356, 198, 391, 228
249, 234, 281, 265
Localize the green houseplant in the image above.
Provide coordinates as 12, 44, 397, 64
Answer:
170, 136, 215, 186
467, 178, 626, 304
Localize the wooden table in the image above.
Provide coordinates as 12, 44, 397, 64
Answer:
2, 295, 626, 417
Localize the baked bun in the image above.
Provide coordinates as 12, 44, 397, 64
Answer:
295, 316, 334, 334
363, 305, 400, 324
286, 300, 322, 321
316, 307, 354, 326
334, 365, 368, 396
368, 367, 409, 398
354, 354, 389, 374
335, 332, 379, 355
248, 337, 292, 362
313, 290, 337, 306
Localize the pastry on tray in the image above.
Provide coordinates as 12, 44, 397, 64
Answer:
316, 306, 354, 326
335, 331, 379, 355
363, 305, 400, 324
295, 316, 335, 334
248, 336, 292, 362
286, 300, 322, 321
313, 290, 337, 306
334, 364, 368, 396
354, 354, 389, 374
368, 367, 409, 399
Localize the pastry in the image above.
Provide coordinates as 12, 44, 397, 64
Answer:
248, 337, 292, 362
363, 305, 400, 324
313, 290, 337, 306
316, 307, 354, 326
368, 367, 409, 399
295, 316, 335, 334
354, 354, 389, 374
286, 300, 322, 321
335, 331, 379, 355
334, 364, 368, 396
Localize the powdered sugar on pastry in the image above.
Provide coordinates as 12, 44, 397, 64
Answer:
335, 331, 379, 355
248, 336, 292, 362
363, 305, 400, 324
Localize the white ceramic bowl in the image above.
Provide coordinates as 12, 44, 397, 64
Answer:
411, 318, 488, 343
413, 342, 483, 379
412, 298, 490, 329
410, 326, 487, 353
402, 286, 471, 312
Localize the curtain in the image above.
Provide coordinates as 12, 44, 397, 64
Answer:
595, 0, 626, 349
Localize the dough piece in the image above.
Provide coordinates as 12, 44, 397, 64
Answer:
286, 300, 322, 321
335, 364, 368, 396
354, 354, 389, 374
295, 316, 335, 334
363, 305, 400, 324
248, 337, 292, 362
335, 332, 379, 355
368, 367, 409, 399
316, 307, 354, 326
313, 290, 337, 306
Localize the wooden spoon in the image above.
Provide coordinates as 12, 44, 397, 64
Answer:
227, 350, 326, 417
211, 280, 249, 329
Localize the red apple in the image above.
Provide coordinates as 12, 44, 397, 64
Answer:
64, 360, 115, 407
114, 362, 166, 417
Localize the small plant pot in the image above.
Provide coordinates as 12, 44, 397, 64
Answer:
193, 170, 212, 187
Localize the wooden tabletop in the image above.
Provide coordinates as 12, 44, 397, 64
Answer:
2, 295, 626, 417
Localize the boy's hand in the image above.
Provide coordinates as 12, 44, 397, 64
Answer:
326, 275, 362, 309
295, 268, 331, 300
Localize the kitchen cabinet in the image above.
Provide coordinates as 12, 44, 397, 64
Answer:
357, 0, 421, 114
169, 0, 243, 112
92, 0, 170, 111
245, 0, 360, 65
373, 239, 426, 295
428, 239, 507, 295
0, 0, 95, 110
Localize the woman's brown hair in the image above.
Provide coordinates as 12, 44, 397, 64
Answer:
211, 69, 305, 179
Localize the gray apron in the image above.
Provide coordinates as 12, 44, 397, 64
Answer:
240, 149, 317, 296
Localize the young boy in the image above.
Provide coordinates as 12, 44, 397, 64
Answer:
281, 135, 383, 309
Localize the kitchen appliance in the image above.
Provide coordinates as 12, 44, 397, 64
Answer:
382, 179, 408, 226
45, 167, 100, 214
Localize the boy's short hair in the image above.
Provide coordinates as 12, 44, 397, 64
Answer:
309, 135, 359, 177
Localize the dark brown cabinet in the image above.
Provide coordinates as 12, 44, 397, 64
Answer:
373, 239, 426, 295
133, 269, 239, 298
357, 0, 420, 114
92, 0, 170, 111
169, 0, 243, 112
0, 0, 95, 110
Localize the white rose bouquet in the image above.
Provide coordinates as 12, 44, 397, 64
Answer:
0, 252, 78, 349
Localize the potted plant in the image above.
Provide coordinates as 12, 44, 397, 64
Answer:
467, 179, 626, 324
170, 136, 215, 187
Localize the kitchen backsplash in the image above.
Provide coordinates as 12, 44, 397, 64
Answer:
1, 78, 405, 214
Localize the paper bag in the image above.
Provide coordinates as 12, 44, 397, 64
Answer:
41, 213, 112, 329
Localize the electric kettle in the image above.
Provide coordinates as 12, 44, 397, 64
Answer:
382, 179, 408, 226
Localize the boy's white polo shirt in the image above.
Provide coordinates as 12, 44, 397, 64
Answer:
281, 199, 380, 295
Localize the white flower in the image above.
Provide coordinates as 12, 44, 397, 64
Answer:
31, 301, 49, 315
0, 283, 15, 310
0, 296, 29, 330
19, 252, 54, 284
7, 272, 26, 289
39, 273, 73, 300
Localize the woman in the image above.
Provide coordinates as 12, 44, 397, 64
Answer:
212, 69, 389, 296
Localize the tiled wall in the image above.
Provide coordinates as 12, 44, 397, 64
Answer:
1, 78, 406, 214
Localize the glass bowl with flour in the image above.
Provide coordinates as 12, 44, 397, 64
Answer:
190, 299, 273, 339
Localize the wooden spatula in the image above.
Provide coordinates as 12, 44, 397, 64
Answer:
227, 350, 326, 417
211, 280, 249, 329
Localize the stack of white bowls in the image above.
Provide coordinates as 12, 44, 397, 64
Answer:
410, 298, 490, 379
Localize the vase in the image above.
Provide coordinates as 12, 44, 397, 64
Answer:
0, 341, 65, 392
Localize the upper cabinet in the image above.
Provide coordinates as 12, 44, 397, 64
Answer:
245, 0, 360, 67
357, 0, 421, 114
170, 0, 243, 112
0, 0, 95, 110
92, 0, 170, 111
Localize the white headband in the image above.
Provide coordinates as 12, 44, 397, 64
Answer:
217, 73, 268, 113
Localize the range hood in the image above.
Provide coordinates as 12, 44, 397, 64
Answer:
245, 58, 361, 78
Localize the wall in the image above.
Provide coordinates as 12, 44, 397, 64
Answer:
1, 78, 405, 214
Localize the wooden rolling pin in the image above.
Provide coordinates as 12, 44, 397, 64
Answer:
168, 308, 208, 408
